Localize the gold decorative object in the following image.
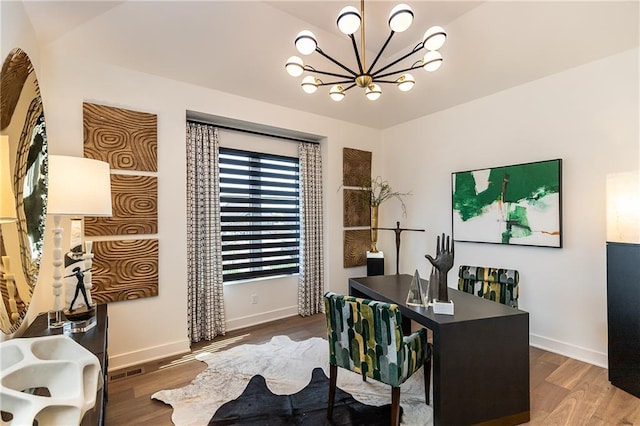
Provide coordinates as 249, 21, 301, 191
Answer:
342, 148, 371, 186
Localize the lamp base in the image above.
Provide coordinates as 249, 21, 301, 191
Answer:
48, 310, 65, 329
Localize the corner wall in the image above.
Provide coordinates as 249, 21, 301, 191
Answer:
380, 48, 639, 367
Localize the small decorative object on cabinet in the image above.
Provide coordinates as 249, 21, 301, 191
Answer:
606, 170, 639, 398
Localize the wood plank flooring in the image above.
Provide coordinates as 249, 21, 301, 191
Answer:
105, 314, 640, 426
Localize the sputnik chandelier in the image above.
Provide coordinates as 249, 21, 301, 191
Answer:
285, 0, 447, 101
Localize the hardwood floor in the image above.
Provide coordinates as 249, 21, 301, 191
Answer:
105, 314, 640, 425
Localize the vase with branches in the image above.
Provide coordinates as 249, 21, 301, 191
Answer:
356, 176, 410, 252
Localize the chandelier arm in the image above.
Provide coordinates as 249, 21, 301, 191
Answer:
374, 63, 424, 80
370, 42, 423, 78
305, 67, 354, 80
348, 34, 365, 75
315, 47, 358, 77
316, 80, 356, 87
342, 83, 357, 92
367, 31, 395, 74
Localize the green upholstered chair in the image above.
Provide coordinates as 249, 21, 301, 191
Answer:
457, 265, 519, 308
323, 291, 432, 426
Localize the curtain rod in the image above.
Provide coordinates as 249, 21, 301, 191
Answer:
187, 119, 319, 145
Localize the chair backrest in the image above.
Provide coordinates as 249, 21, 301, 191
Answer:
323, 292, 406, 386
457, 265, 519, 308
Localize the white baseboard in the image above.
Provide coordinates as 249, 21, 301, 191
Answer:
226, 306, 298, 332
530, 333, 607, 369
109, 338, 191, 371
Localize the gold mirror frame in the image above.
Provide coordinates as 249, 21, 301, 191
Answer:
0, 48, 48, 334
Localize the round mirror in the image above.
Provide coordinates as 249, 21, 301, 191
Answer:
0, 48, 48, 334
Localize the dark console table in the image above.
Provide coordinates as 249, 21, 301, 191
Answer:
607, 242, 640, 398
350, 274, 530, 426
21, 304, 108, 425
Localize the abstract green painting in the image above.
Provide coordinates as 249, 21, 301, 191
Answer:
452, 159, 562, 247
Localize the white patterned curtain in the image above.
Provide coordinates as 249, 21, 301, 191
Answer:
186, 122, 226, 342
298, 142, 325, 316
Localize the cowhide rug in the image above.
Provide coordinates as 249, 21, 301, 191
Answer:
152, 335, 432, 425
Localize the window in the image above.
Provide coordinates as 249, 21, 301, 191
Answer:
219, 147, 300, 282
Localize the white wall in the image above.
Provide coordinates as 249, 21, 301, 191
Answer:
380, 48, 639, 367
30, 48, 380, 369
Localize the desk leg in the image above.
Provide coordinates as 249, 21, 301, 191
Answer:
432, 315, 530, 425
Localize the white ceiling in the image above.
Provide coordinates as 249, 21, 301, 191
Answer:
21, 0, 640, 129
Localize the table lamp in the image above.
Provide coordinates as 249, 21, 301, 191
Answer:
47, 155, 112, 328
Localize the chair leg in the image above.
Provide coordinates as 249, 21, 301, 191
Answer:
391, 386, 401, 426
328, 364, 337, 419
423, 356, 432, 405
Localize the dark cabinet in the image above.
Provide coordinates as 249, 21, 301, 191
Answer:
607, 242, 640, 398
21, 304, 108, 425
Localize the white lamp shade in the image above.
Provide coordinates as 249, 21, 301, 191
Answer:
329, 85, 345, 101
365, 84, 382, 101
0, 136, 17, 222
301, 75, 319, 94
607, 171, 640, 243
47, 155, 112, 217
285, 56, 305, 77
295, 30, 317, 56
423, 26, 447, 51
396, 74, 415, 92
388, 4, 414, 33
337, 6, 361, 35
423, 50, 443, 72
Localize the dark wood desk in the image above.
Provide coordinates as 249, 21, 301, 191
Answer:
349, 274, 530, 426
21, 304, 108, 426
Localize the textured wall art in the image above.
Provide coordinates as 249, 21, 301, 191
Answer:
343, 229, 371, 268
85, 174, 158, 237
452, 159, 562, 247
90, 239, 159, 303
83, 102, 157, 172
343, 189, 370, 227
84, 102, 159, 303
343, 148, 371, 187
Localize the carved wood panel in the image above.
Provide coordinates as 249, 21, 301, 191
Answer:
83, 102, 157, 172
85, 175, 158, 236
343, 229, 371, 268
91, 239, 159, 303
343, 189, 370, 227
343, 148, 371, 187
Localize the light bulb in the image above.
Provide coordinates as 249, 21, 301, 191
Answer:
423, 26, 447, 51
285, 56, 304, 77
301, 75, 319, 94
365, 84, 382, 101
295, 30, 317, 55
396, 74, 415, 92
388, 4, 413, 33
329, 85, 345, 101
337, 6, 361, 35
423, 51, 442, 72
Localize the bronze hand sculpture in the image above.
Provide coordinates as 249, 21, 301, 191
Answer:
425, 233, 454, 302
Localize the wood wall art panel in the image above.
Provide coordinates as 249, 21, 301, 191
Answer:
343, 148, 372, 187
343, 189, 370, 227
343, 229, 371, 268
85, 175, 158, 237
91, 239, 158, 303
83, 102, 157, 172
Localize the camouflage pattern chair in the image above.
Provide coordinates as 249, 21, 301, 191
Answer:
323, 292, 432, 426
457, 265, 519, 308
